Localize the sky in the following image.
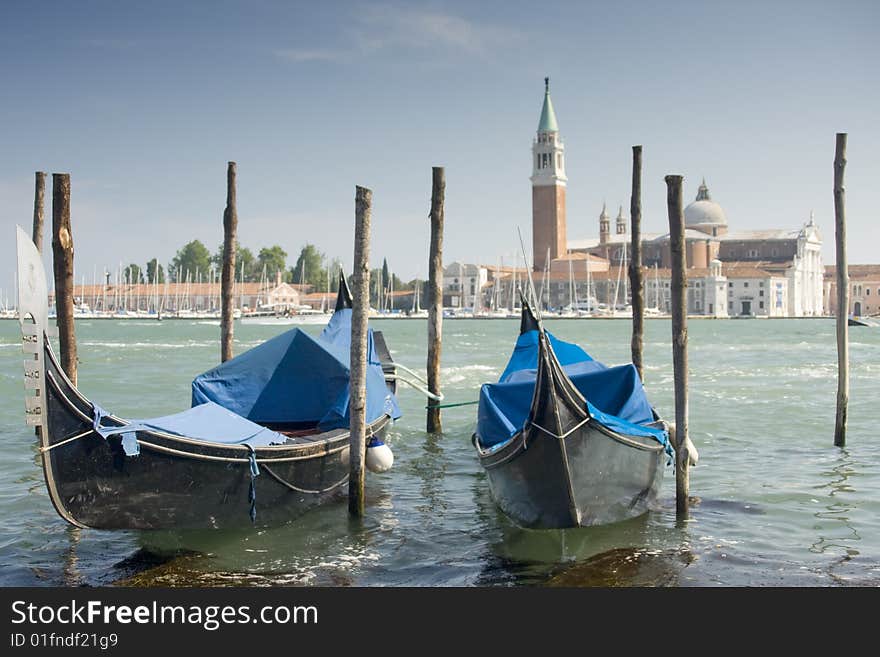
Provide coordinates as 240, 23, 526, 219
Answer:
1, 0, 878, 299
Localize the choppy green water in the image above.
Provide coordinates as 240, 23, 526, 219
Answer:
1, 317, 878, 586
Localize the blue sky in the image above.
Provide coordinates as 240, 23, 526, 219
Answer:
1, 0, 878, 298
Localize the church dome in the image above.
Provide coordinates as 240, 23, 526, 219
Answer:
684, 179, 727, 228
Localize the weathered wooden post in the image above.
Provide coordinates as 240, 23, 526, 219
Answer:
51, 173, 77, 386
32, 172, 46, 253
427, 167, 445, 433
629, 146, 644, 380
221, 162, 237, 363
32, 171, 47, 435
349, 185, 372, 517
834, 133, 848, 448
666, 174, 690, 515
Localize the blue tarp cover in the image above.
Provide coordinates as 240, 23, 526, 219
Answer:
92, 400, 287, 450
477, 330, 669, 450
191, 308, 400, 430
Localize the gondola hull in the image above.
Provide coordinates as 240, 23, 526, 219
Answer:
41, 342, 391, 530
474, 300, 670, 530
478, 420, 665, 529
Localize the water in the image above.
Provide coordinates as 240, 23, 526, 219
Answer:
1, 318, 879, 587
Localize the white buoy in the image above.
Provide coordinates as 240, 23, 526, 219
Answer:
366, 438, 394, 473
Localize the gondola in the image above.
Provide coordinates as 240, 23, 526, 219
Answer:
473, 297, 672, 529
16, 227, 400, 530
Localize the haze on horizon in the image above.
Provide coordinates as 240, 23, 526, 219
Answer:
1, 0, 878, 297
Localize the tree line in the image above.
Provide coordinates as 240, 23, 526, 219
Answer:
121, 242, 419, 293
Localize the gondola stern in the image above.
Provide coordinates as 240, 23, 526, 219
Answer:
518, 290, 540, 335
335, 270, 353, 311
527, 328, 589, 438
16, 226, 50, 432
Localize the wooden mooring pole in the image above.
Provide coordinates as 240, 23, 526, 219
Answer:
666, 174, 690, 515
32, 172, 46, 254
221, 162, 237, 363
834, 133, 848, 448
51, 173, 77, 387
629, 146, 644, 380
33, 172, 47, 435
349, 185, 372, 517
427, 167, 445, 434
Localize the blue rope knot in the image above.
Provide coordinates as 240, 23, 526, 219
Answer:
92, 403, 139, 456
246, 445, 259, 523
92, 403, 108, 432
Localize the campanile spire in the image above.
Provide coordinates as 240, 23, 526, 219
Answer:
531, 77, 567, 271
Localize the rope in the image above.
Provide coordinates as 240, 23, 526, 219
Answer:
38, 429, 92, 453
527, 417, 590, 440
424, 400, 478, 409
246, 445, 259, 523
392, 363, 430, 385
135, 439, 348, 463
386, 374, 444, 401
261, 463, 349, 495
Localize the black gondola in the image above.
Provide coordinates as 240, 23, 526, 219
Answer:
16, 227, 399, 530
473, 298, 672, 529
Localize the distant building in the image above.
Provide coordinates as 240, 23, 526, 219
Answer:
528, 78, 823, 317
442, 262, 488, 308
55, 276, 309, 315
824, 265, 880, 316
541, 258, 788, 318
530, 77, 567, 273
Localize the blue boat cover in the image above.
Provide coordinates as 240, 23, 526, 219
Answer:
191, 308, 401, 430
92, 400, 288, 450
477, 330, 669, 450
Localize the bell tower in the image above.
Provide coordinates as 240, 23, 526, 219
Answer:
599, 203, 610, 244
531, 77, 567, 272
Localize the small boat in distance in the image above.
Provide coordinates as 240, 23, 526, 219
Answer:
848, 315, 878, 327
472, 296, 671, 529
16, 228, 400, 530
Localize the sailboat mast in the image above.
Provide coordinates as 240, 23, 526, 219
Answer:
511, 252, 517, 312
613, 250, 622, 311
655, 263, 660, 310
586, 255, 592, 312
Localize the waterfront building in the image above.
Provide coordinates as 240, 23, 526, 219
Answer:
530, 79, 824, 317
824, 265, 880, 316
442, 262, 488, 308
50, 277, 307, 315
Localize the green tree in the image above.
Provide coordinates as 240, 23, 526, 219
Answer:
124, 264, 143, 284
390, 272, 409, 291
212, 242, 258, 282
257, 245, 289, 282
382, 258, 390, 291
170, 240, 211, 282
289, 244, 325, 287
322, 256, 345, 293
146, 259, 165, 284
